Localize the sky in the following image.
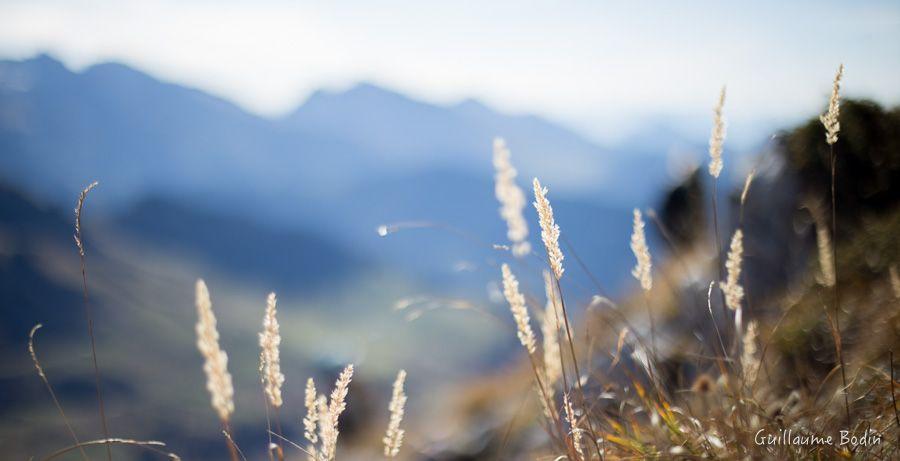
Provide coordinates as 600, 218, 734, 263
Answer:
1, 0, 899, 143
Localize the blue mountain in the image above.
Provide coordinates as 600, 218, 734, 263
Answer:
0, 54, 673, 294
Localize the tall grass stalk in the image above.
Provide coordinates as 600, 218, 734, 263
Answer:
383, 370, 407, 458
821, 63, 850, 424
500, 264, 564, 444
629, 209, 657, 362
73, 181, 112, 461
194, 279, 238, 461
532, 178, 604, 460
707, 88, 730, 332
259, 292, 285, 460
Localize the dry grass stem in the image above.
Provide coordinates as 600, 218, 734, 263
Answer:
40, 438, 180, 461
721, 229, 745, 311
195, 279, 235, 422
541, 270, 562, 390
29, 324, 91, 461
73, 180, 111, 461
533, 177, 564, 279
259, 292, 285, 408
383, 369, 407, 457
630, 208, 653, 292
820, 64, 844, 145
501, 264, 537, 355
493, 137, 531, 257
707, 87, 727, 178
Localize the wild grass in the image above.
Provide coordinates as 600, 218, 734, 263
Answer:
23, 64, 900, 460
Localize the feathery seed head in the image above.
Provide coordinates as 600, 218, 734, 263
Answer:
533, 178, 564, 279
28, 324, 46, 379
195, 279, 234, 422
820, 64, 844, 145
564, 393, 585, 461
740, 169, 756, 206
74, 181, 99, 257
708, 87, 727, 178
493, 138, 531, 257
259, 292, 285, 408
501, 264, 537, 354
321, 364, 354, 461
742, 321, 760, 384
383, 369, 407, 457
536, 384, 554, 419
721, 229, 745, 310
630, 209, 653, 292
303, 378, 320, 446
812, 212, 836, 287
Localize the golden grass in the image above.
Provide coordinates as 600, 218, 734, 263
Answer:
721, 228, 744, 311
382, 369, 407, 458
707, 86, 727, 179
533, 177, 565, 280
493, 137, 531, 258
259, 292, 285, 409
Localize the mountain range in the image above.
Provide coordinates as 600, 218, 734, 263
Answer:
0, 53, 705, 293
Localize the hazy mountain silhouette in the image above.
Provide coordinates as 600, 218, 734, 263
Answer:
0, 54, 669, 216
0, 53, 678, 296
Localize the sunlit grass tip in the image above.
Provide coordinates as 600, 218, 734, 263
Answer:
721, 229, 745, 310
501, 263, 537, 354
259, 292, 285, 408
383, 369, 407, 457
493, 137, 531, 257
195, 279, 235, 422
533, 177, 564, 279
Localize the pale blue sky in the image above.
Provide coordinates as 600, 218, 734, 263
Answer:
1, 0, 898, 142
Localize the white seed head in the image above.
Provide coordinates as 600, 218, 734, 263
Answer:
533, 178, 564, 279
321, 364, 354, 461
493, 138, 531, 257
303, 378, 319, 447
820, 64, 844, 145
630, 209, 653, 292
73, 181, 99, 257
259, 292, 285, 408
564, 393, 585, 461
501, 264, 537, 354
195, 279, 234, 422
742, 321, 760, 384
383, 369, 408, 457
721, 229, 745, 310
708, 87, 727, 178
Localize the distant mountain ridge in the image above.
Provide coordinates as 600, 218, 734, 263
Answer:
0, 53, 680, 294
0, 54, 670, 217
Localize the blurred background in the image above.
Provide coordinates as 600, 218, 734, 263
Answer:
1, 1, 899, 459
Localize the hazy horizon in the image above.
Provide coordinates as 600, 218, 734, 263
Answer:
2, 0, 899, 146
